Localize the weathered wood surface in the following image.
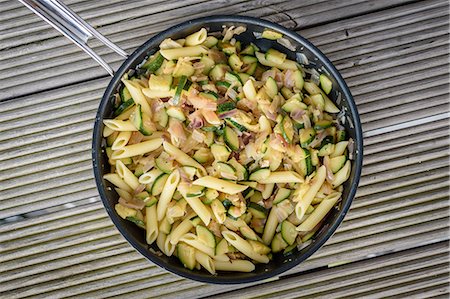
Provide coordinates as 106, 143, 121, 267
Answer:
0, 0, 449, 298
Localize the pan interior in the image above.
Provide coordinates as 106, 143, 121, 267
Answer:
92, 16, 363, 284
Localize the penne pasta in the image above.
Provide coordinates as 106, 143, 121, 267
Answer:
183, 195, 211, 226
157, 170, 181, 221
179, 233, 215, 257
103, 119, 138, 132
332, 160, 351, 188
297, 192, 341, 232
262, 205, 279, 245
103, 173, 133, 193
112, 138, 163, 159
115, 160, 140, 190
257, 171, 304, 184
160, 45, 208, 60
213, 260, 256, 272
122, 79, 152, 116
210, 199, 226, 224
111, 131, 132, 150
295, 165, 326, 221
169, 216, 194, 245
103, 125, 114, 137
163, 141, 207, 175
222, 231, 269, 263
195, 250, 216, 274
192, 176, 248, 194
145, 205, 158, 244
185, 28, 208, 46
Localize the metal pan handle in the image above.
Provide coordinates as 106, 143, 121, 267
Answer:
18, 0, 129, 76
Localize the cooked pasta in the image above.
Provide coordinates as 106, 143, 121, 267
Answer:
104, 26, 352, 274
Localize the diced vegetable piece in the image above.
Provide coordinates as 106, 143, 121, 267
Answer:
228, 158, 248, 181
265, 48, 286, 65
331, 141, 349, 158
318, 143, 335, 156
217, 102, 236, 113
173, 75, 187, 105
299, 128, 316, 148
281, 221, 297, 245
280, 116, 294, 144
248, 240, 271, 255
273, 188, 291, 205
210, 144, 231, 162
193, 148, 213, 163
293, 69, 304, 90
336, 130, 347, 142
167, 106, 186, 121
243, 79, 257, 101
224, 71, 242, 86
155, 152, 175, 173
177, 243, 196, 270
115, 203, 137, 219
203, 36, 218, 48
261, 29, 283, 40
148, 74, 173, 91
314, 120, 333, 130
114, 99, 134, 117
132, 104, 153, 136
240, 44, 256, 56
143, 52, 164, 72
240, 226, 258, 241
120, 86, 132, 103
224, 126, 240, 151
186, 185, 206, 198
265, 76, 278, 98
271, 232, 288, 253
196, 225, 216, 248
248, 202, 267, 219
255, 52, 298, 70
151, 173, 169, 196
320, 74, 333, 94
310, 94, 325, 111
228, 54, 243, 71
330, 155, 347, 173
249, 168, 270, 181
215, 238, 229, 255
209, 64, 230, 81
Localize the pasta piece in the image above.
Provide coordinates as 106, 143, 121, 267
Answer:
115, 107, 134, 120
257, 171, 304, 184
160, 45, 208, 60
179, 233, 215, 257
111, 131, 132, 150
331, 160, 351, 188
182, 194, 211, 226
185, 28, 208, 46
295, 165, 326, 221
145, 205, 158, 245
115, 160, 140, 190
213, 260, 255, 272
156, 233, 167, 255
103, 125, 114, 137
222, 231, 269, 263
195, 250, 216, 274
192, 176, 248, 195
163, 141, 207, 175
115, 188, 132, 201
164, 233, 177, 256
169, 215, 194, 245
157, 170, 181, 221
122, 79, 152, 116
103, 173, 133, 193
103, 119, 138, 132
262, 205, 278, 245
297, 192, 341, 232
111, 138, 164, 159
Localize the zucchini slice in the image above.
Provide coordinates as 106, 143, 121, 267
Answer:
299, 128, 316, 148
155, 153, 175, 173
320, 74, 333, 94
143, 52, 164, 73
318, 143, 335, 157
330, 155, 347, 173
265, 48, 286, 65
151, 173, 169, 196
196, 225, 216, 248
265, 76, 278, 98
210, 144, 231, 162
273, 188, 292, 205
186, 185, 206, 198
261, 29, 283, 40
281, 220, 297, 245
249, 168, 270, 181
177, 243, 196, 270
224, 126, 240, 151
228, 54, 243, 72
173, 75, 187, 105
314, 120, 333, 130
280, 116, 294, 144
248, 202, 267, 219
166, 106, 186, 121
271, 232, 288, 253
239, 226, 258, 241
248, 240, 271, 255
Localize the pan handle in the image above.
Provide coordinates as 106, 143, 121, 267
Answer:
18, 0, 129, 76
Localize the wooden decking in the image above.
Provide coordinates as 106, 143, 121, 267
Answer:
0, 0, 449, 298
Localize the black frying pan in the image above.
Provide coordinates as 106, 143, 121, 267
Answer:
21, 0, 363, 284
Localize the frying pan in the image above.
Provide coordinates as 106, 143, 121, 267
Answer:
20, 0, 363, 284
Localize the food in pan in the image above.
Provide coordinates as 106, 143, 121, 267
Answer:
102, 26, 352, 274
